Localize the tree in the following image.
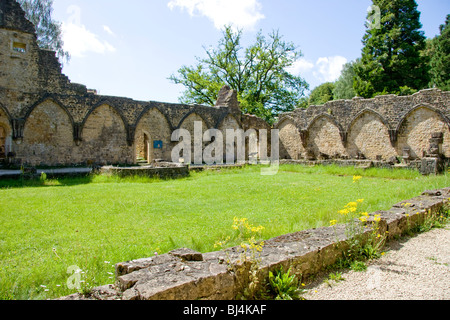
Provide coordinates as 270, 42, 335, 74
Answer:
18, 0, 70, 64
169, 26, 309, 124
308, 82, 335, 105
354, 0, 429, 98
427, 15, 450, 91
333, 60, 357, 100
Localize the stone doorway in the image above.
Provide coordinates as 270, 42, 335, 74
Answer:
143, 133, 152, 164
0, 125, 6, 158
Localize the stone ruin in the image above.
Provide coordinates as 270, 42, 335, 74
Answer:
276, 90, 450, 174
1, 0, 449, 174
0, 0, 270, 168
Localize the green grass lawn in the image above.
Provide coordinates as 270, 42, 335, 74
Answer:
0, 164, 448, 300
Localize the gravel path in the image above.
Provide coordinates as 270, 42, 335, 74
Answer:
303, 226, 450, 300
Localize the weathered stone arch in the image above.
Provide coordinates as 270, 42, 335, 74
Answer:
177, 110, 212, 130
397, 105, 450, 159
306, 114, 347, 159
177, 112, 209, 164
347, 109, 397, 160
217, 114, 243, 163
0, 102, 12, 125
81, 104, 132, 165
134, 107, 172, 163
277, 117, 304, 160
20, 99, 75, 166
135, 105, 174, 131
24, 97, 75, 125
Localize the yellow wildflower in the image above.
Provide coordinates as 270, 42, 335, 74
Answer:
357, 199, 364, 203
353, 176, 362, 183
374, 215, 382, 223
330, 220, 338, 227
348, 207, 357, 213
346, 202, 358, 208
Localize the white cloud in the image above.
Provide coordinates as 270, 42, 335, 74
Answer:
314, 56, 347, 82
287, 58, 315, 75
61, 22, 116, 58
168, 0, 265, 30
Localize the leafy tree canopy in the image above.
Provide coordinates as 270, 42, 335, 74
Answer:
308, 82, 335, 105
427, 14, 450, 91
169, 26, 309, 124
354, 0, 429, 98
333, 61, 357, 100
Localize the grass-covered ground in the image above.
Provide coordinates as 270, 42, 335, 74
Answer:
0, 164, 448, 300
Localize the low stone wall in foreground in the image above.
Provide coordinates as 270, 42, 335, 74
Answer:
60, 188, 450, 300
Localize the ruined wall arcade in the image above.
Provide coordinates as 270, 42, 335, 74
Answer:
1, 0, 449, 168
276, 89, 450, 162
0, 0, 269, 167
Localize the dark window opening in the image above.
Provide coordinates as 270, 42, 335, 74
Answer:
13, 42, 26, 53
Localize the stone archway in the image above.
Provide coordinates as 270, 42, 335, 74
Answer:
137, 132, 153, 164
0, 125, 6, 158
397, 106, 450, 159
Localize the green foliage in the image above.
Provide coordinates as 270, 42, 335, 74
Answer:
354, 0, 430, 98
333, 61, 357, 100
169, 26, 309, 124
267, 267, 304, 300
427, 15, 450, 91
17, 0, 70, 64
308, 82, 335, 105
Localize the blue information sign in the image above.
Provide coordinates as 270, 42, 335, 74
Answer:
153, 140, 163, 149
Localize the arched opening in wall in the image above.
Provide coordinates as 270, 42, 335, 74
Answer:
306, 115, 347, 160
347, 111, 396, 160
397, 106, 450, 159
21, 100, 74, 166
134, 108, 172, 164
137, 132, 153, 164
81, 104, 131, 165
0, 107, 12, 160
178, 112, 208, 164
218, 114, 242, 163
277, 118, 304, 160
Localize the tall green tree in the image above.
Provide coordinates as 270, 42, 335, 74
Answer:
333, 60, 357, 100
18, 0, 69, 64
169, 26, 309, 124
427, 15, 450, 91
354, 0, 429, 98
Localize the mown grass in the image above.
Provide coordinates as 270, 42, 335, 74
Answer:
0, 164, 448, 300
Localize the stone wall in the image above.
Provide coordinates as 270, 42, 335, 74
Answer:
59, 187, 450, 300
2, 0, 449, 168
0, 0, 269, 167
277, 89, 450, 161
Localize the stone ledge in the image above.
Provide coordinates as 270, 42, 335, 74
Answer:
58, 187, 450, 301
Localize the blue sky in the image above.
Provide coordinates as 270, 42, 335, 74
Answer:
51, 0, 450, 103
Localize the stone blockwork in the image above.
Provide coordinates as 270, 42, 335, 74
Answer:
0, 0, 269, 167
1, 0, 449, 168
276, 90, 450, 162
58, 187, 450, 301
